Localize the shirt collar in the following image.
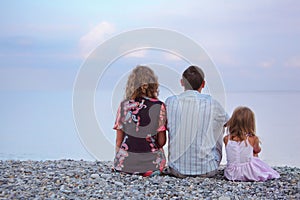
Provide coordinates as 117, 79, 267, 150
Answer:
180, 90, 200, 96
179, 90, 210, 99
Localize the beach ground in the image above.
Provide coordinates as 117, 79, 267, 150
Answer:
0, 160, 299, 199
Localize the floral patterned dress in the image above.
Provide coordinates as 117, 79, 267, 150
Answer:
113, 96, 167, 176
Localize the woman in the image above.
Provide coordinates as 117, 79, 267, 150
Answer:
113, 65, 167, 176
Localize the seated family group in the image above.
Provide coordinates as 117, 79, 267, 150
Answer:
113, 65, 280, 181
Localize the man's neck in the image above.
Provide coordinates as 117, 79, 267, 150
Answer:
184, 88, 202, 93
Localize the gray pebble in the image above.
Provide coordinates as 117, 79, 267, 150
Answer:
0, 160, 298, 199
100, 174, 110, 179
90, 174, 100, 179
114, 181, 124, 186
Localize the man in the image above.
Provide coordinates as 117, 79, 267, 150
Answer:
165, 65, 228, 178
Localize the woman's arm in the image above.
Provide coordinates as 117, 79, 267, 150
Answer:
115, 129, 125, 153
157, 131, 166, 148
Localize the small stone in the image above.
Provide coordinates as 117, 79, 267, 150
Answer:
90, 174, 100, 179
114, 181, 124, 186
8, 178, 14, 183
100, 174, 110, 179
219, 196, 231, 200
0, 160, 298, 199
60, 185, 65, 191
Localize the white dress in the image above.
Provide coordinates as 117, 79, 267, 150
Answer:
225, 137, 280, 181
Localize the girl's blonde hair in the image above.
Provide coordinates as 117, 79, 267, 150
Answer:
225, 106, 257, 141
125, 65, 159, 100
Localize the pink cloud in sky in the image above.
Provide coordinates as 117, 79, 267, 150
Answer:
79, 21, 115, 58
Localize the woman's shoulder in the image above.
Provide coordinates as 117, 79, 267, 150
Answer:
143, 96, 164, 104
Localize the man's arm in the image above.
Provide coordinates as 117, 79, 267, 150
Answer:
215, 127, 224, 163
213, 100, 228, 163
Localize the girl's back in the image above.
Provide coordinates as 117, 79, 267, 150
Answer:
224, 135, 280, 181
223, 106, 280, 181
225, 136, 253, 165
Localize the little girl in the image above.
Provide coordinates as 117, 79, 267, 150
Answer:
224, 106, 280, 181
113, 65, 167, 177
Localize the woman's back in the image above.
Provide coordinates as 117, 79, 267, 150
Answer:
113, 97, 167, 175
116, 97, 165, 152
113, 65, 167, 177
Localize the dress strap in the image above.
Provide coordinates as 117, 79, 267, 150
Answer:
227, 134, 232, 141
245, 133, 252, 137
245, 133, 253, 143
245, 135, 254, 147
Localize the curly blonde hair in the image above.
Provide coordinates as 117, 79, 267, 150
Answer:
224, 106, 257, 141
125, 65, 159, 100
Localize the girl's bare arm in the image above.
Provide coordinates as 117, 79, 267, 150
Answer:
252, 136, 261, 155
223, 135, 229, 146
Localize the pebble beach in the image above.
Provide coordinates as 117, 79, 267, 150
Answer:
0, 160, 299, 199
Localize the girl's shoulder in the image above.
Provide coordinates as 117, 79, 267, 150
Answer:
247, 134, 258, 140
247, 134, 259, 146
223, 135, 230, 145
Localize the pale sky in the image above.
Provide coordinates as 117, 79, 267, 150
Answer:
1, 1, 300, 163
0, 0, 299, 92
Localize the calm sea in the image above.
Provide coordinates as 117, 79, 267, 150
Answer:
0, 91, 299, 167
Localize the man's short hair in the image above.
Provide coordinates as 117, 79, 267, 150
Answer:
182, 66, 205, 90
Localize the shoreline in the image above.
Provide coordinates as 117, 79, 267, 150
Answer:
0, 160, 299, 199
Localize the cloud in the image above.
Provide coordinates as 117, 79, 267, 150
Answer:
164, 52, 182, 61
124, 49, 147, 58
258, 60, 275, 68
79, 21, 115, 58
284, 56, 300, 68
123, 49, 181, 60
207, 51, 238, 68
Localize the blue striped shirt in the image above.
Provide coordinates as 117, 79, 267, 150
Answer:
166, 90, 228, 175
